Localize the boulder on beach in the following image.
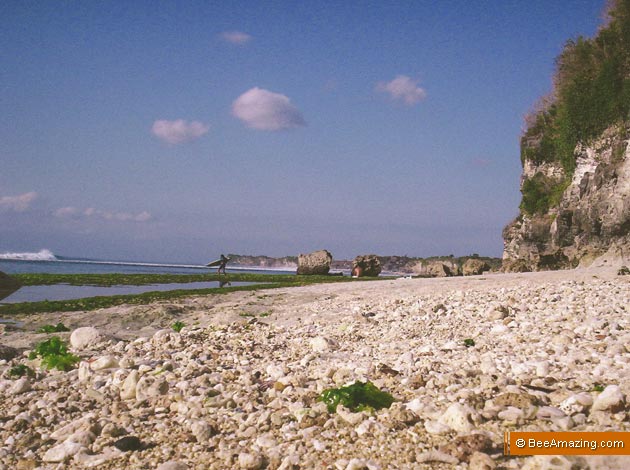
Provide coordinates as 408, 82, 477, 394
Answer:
462, 258, 490, 276
70, 327, 104, 350
296, 250, 332, 275
417, 260, 459, 277
352, 254, 382, 277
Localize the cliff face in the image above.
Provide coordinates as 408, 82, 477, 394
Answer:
503, 123, 630, 270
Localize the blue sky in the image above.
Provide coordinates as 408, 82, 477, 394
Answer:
1, 1, 605, 263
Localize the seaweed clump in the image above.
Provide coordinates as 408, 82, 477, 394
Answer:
37, 322, 70, 333
28, 337, 80, 371
318, 381, 394, 413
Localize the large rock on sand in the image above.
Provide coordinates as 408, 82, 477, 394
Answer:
352, 254, 382, 277
297, 250, 332, 275
462, 259, 490, 276
0, 270, 21, 301
70, 327, 104, 350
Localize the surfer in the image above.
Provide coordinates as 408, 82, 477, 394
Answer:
218, 254, 229, 274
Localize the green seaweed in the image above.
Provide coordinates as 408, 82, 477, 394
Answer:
28, 337, 80, 371
8, 364, 35, 378
318, 381, 394, 413
172, 321, 185, 332
36, 322, 70, 333
463, 338, 475, 348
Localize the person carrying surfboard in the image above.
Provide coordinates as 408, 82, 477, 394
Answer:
217, 254, 229, 274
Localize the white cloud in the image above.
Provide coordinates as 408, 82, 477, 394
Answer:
0, 191, 38, 212
220, 31, 252, 45
376, 75, 426, 105
54, 206, 79, 218
54, 206, 152, 223
232, 87, 306, 131
151, 119, 209, 144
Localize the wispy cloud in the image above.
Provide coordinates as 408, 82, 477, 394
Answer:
0, 191, 38, 212
220, 31, 252, 45
376, 75, 426, 106
232, 87, 306, 131
54, 206, 152, 223
151, 119, 209, 144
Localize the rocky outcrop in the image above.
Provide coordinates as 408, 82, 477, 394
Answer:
503, 124, 630, 271
462, 259, 490, 276
296, 250, 332, 275
352, 255, 381, 277
0, 271, 20, 301
410, 259, 461, 277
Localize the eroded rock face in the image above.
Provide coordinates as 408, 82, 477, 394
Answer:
0, 271, 20, 301
503, 123, 630, 271
352, 255, 382, 277
412, 260, 460, 277
462, 259, 490, 276
296, 250, 332, 275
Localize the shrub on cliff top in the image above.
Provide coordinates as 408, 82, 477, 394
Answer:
520, 0, 630, 180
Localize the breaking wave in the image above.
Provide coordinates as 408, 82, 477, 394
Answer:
0, 249, 58, 261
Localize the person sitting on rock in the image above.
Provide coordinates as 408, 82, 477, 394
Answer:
351, 266, 363, 278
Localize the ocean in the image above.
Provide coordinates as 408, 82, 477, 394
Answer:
0, 250, 295, 304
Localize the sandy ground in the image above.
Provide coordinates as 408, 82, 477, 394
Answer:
1, 266, 623, 349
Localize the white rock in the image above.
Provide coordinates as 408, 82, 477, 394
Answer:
136, 375, 169, 401
592, 385, 625, 412
439, 403, 477, 432
73, 447, 122, 468
266, 364, 285, 380
521, 455, 575, 470
405, 398, 424, 415
416, 450, 459, 464
156, 462, 188, 470
190, 421, 214, 442
310, 336, 336, 352
469, 451, 496, 470
312, 439, 326, 451
424, 420, 451, 435
255, 434, 277, 449
535, 361, 550, 377
238, 452, 262, 469
90, 355, 118, 371
78, 361, 91, 381
42, 441, 85, 462
336, 405, 365, 425
498, 406, 524, 424
66, 430, 96, 447
120, 370, 139, 400
70, 327, 102, 350
9, 377, 30, 395
536, 406, 566, 420
490, 324, 509, 334
50, 414, 95, 441
560, 393, 593, 415
345, 458, 379, 470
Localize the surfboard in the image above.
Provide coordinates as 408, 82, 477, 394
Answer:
205, 257, 230, 267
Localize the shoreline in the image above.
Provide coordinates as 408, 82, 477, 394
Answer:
1, 267, 629, 469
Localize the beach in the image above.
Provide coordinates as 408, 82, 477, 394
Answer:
1, 267, 630, 469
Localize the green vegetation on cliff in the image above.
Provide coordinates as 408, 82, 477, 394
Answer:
520, 0, 630, 214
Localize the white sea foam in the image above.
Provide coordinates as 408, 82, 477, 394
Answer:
0, 249, 58, 261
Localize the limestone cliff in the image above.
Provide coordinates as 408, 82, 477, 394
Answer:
503, 0, 630, 271
503, 124, 630, 270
